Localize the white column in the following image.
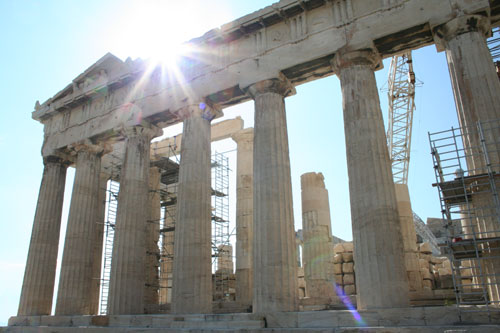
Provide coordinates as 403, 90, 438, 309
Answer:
56, 144, 103, 315
18, 156, 68, 316
144, 166, 161, 310
172, 104, 219, 314
435, 14, 500, 304
394, 184, 423, 292
301, 172, 335, 299
332, 50, 409, 309
107, 125, 162, 315
89, 173, 108, 315
231, 128, 254, 306
246, 78, 299, 313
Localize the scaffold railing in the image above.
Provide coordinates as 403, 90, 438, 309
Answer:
99, 178, 119, 315
155, 144, 179, 306
429, 119, 500, 322
211, 151, 233, 301
99, 145, 235, 308
488, 26, 500, 61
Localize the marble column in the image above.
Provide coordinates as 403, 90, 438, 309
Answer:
394, 184, 423, 292
56, 144, 103, 315
144, 166, 161, 311
107, 125, 162, 315
435, 15, 500, 166
246, 78, 298, 313
18, 156, 68, 316
435, 14, 500, 304
301, 172, 335, 299
332, 50, 409, 309
171, 103, 218, 314
89, 173, 108, 315
231, 128, 254, 306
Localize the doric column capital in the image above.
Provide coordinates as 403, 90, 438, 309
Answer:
244, 77, 295, 99
68, 140, 107, 157
174, 102, 223, 122
331, 49, 382, 73
120, 124, 163, 141
433, 15, 491, 51
231, 128, 254, 146
42, 155, 71, 167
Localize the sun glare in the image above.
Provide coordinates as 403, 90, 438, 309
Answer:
105, 0, 234, 117
110, 0, 231, 67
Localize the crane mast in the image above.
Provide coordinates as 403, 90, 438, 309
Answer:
387, 52, 416, 185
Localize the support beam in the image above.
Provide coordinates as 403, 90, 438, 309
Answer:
301, 172, 335, 299
18, 157, 68, 316
56, 144, 103, 315
246, 78, 298, 313
89, 173, 108, 315
435, 14, 500, 304
107, 125, 162, 315
231, 128, 254, 307
144, 167, 161, 311
171, 104, 219, 314
332, 50, 409, 310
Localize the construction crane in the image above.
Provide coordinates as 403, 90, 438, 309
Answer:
386, 52, 441, 251
386, 52, 416, 185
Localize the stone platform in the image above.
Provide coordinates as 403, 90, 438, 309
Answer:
3, 306, 500, 332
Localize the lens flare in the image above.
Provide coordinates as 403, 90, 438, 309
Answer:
333, 283, 366, 327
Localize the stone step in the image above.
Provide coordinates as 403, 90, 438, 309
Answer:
2, 325, 500, 332
169, 320, 263, 329
5, 306, 500, 332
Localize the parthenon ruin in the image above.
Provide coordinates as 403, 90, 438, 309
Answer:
5, 0, 500, 331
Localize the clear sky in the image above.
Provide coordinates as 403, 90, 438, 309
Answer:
0, 0, 462, 325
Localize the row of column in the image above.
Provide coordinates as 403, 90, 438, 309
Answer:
18, 13, 499, 316
18, 125, 162, 316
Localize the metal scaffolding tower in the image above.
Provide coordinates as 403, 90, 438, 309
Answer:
98, 153, 121, 315
211, 151, 233, 301
488, 26, 500, 61
98, 144, 234, 310
429, 119, 500, 321
156, 145, 179, 306
386, 52, 416, 185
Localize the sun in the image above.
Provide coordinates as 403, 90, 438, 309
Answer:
108, 1, 232, 68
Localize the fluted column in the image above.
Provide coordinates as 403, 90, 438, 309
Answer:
434, 15, 500, 167
144, 166, 161, 311
107, 124, 162, 315
246, 78, 298, 313
89, 173, 108, 314
231, 128, 254, 306
301, 172, 335, 299
435, 14, 500, 304
332, 50, 409, 309
56, 143, 104, 315
172, 103, 219, 314
394, 184, 423, 292
18, 156, 68, 316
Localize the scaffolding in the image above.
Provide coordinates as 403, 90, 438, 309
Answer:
97, 144, 233, 310
211, 151, 233, 302
98, 152, 122, 315
429, 119, 500, 321
488, 26, 500, 62
156, 144, 179, 306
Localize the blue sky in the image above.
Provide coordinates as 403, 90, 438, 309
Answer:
0, 0, 461, 325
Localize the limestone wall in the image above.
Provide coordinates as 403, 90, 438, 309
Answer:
331, 241, 457, 296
